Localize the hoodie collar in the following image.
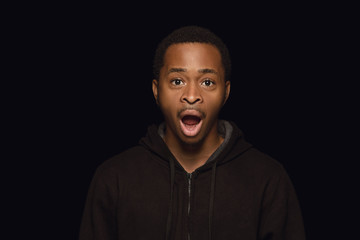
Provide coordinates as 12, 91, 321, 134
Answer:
139, 120, 252, 171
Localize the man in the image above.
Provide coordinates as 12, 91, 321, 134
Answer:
79, 26, 305, 240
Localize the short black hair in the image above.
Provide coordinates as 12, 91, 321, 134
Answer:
153, 26, 231, 81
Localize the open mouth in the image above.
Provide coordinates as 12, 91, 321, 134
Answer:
182, 115, 201, 126
179, 110, 203, 137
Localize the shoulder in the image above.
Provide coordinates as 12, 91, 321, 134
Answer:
243, 147, 283, 171
235, 147, 288, 179
94, 146, 151, 178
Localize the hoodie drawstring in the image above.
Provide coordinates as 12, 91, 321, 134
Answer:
165, 157, 175, 240
165, 160, 217, 240
209, 162, 217, 240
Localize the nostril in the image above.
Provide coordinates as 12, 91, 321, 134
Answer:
182, 97, 201, 104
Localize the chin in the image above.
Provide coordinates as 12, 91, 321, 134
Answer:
177, 130, 205, 146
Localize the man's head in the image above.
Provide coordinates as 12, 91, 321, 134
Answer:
153, 26, 231, 82
152, 26, 231, 146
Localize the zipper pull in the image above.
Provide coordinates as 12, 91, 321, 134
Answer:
187, 172, 192, 179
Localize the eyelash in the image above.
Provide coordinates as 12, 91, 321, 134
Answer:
201, 79, 215, 87
170, 78, 215, 87
171, 79, 185, 86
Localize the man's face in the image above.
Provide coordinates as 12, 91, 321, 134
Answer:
153, 43, 230, 145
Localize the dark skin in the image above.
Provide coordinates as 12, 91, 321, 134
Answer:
152, 43, 230, 173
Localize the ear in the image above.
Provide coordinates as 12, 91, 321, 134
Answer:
223, 80, 231, 105
152, 79, 159, 105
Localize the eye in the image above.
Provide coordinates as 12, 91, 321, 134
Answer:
201, 79, 215, 87
171, 78, 185, 86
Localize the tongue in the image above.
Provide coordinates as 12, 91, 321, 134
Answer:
182, 116, 200, 125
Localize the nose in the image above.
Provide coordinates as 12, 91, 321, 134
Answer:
181, 82, 202, 104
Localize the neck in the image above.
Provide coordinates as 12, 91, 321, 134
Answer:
164, 123, 224, 173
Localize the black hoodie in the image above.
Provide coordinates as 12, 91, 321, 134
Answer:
79, 121, 305, 240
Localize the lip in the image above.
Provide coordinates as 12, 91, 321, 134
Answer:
179, 109, 204, 120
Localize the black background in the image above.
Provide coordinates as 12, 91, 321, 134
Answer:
5, 2, 356, 239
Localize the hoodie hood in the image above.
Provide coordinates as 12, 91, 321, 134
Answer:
139, 120, 253, 172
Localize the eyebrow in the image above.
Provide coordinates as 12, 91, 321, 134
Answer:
168, 68, 187, 74
167, 68, 218, 75
198, 68, 218, 75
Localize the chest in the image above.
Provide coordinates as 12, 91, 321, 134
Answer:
115, 168, 262, 239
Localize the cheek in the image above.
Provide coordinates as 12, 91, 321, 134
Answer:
204, 92, 226, 113
158, 90, 179, 117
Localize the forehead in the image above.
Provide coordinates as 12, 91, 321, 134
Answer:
163, 43, 223, 71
